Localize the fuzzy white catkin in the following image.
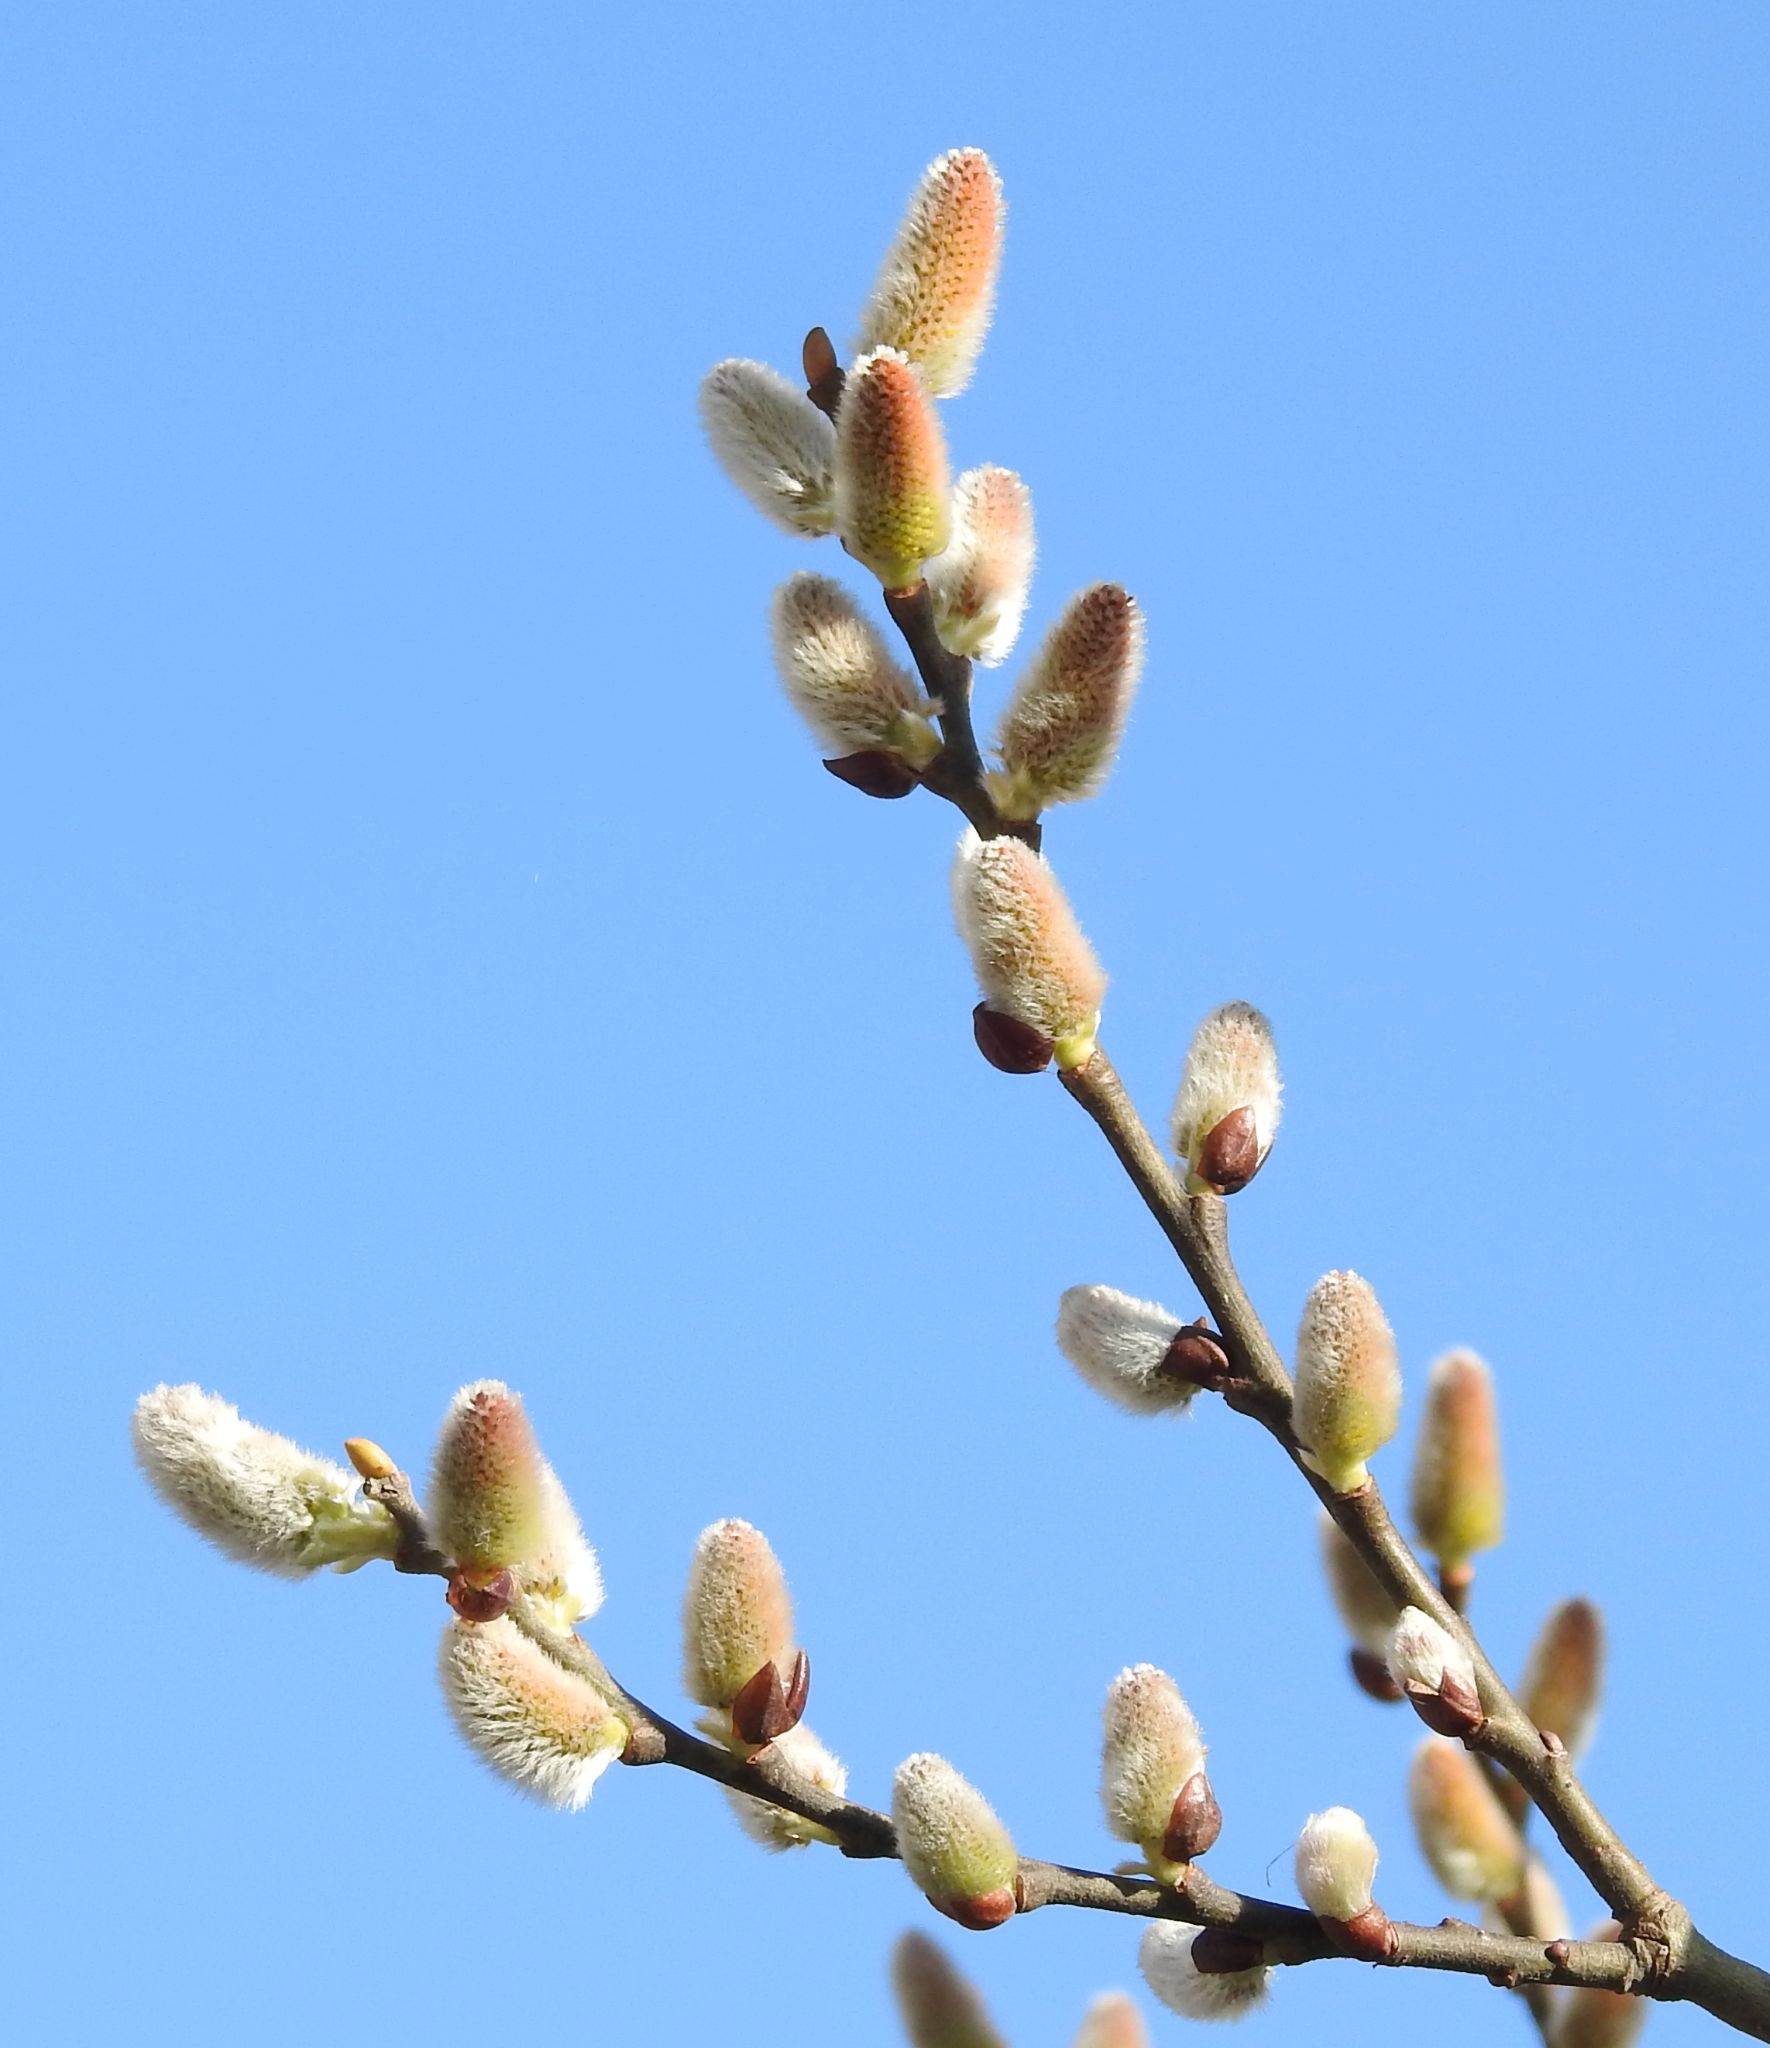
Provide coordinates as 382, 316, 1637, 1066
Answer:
437, 1618, 626, 1811
1170, 1002, 1282, 1193
132, 1383, 395, 1576
1295, 1806, 1378, 1921
769, 573, 937, 759
929, 464, 1035, 666
724, 1723, 849, 1852
1138, 1923, 1269, 2022
698, 358, 838, 536
951, 829, 1106, 1061
1386, 1605, 1477, 1699
1100, 1664, 1207, 1849
682, 1517, 795, 1712
1056, 1285, 1192, 1416
522, 1458, 604, 1629
892, 1754, 1018, 1906
1292, 1269, 1401, 1493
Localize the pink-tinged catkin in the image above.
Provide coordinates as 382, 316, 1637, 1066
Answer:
1071, 1993, 1150, 2048
892, 1753, 1019, 1928
1518, 1597, 1605, 1761
835, 347, 952, 588
681, 1517, 796, 1713
1292, 1270, 1401, 1494
698, 358, 838, 536
1139, 1923, 1269, 2022
951, 830, 1106, 1067
437, 1616, 627, 1811
1410, 1349, 1505, 1569
1408, 1739, 1525, 1902
132, 1382, 397, 1576
890, 1930, 1012, 2048
769, 572, 940, 763
1099, 1664, 1208, 1867
857, 148, 1004, 398
429, 1380, 551, 1573
990, 585, 1144, 817
1170, 1002, 1283, 1197
929, 464, 1035, 667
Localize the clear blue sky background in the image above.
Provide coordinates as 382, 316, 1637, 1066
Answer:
6, 6, 1767, 2045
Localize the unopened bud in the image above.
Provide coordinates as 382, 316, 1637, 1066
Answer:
1100, 1664, 1212, 1874
1171, 1004, 1283, 1197
1319, 1510, 1403, 1657
893, 1753, 1019, 1929
989, 585, 1144, 818
1071, 1994, 1150, 2048
1519, 1598, 1604, 1762
1554, 1924, 1647, 2048
952, 831, 1105, 1069
438, 1616, 627, 1810
835, 348, 951, 588
857, 147, 1003, 398
722, 1721, 847, 1851
682, 1518, 797, 1718
930, 465, 1035, 666
1057, 1285, 1197, 1416
343, 1436, 398, 1481
429, 1382, 603, 1629
1293, 1270, 1401, 1494
1295, 1807, 1389, 1957
771, 572, 941, 766
890, 1930, 1011, 2048
699, 358, 838, 536
133, 1383, 398, 1576
1386, 1606, 1485, 1735
1411, 1350, 1505, 1571
825, 749, 923, 799
1408, 1739, 1525, 1902
1138, 1923, 1270, 2022
729, 1648, 811, 1747
973, 1003, 1053, 1074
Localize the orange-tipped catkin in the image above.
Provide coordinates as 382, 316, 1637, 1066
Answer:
890, 1930, 1011, 2048
1519, 1597, 1605, 1761
892, 1754, 1019, 1929
952, 830, 1105, 1068
834, 347, 951, 588
1411, 1349, 1505, 1570
857, 147, 1004, 398
770, 572, 941, 764
1170, 1002, 1283, 1197
1408, 1739, 1525, 1902
681, 1517, 796, 1714
698, 358, 838, 536
1292, 1271, 1401, 1494
990, 584, 1144, 818
929, 464, 1035, 667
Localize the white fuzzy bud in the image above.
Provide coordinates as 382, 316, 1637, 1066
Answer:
769, 572, 939, 763
438, 1617, 627, 1810
133, 1383, 397, 1576
723, 1722, 848, 1851
893, 1753, 1019, 1929
1386, 1606, 1478, 1700
952, 830, 1105, 1068
1138, 1923, 1270, 2023
1056, 1285, 1193, 1416
1292, 1270, 1401, 1493
1100, 1664, 1208, 1862
1170, 1003, 1283, 1196
698, 358, 838, 536
1295, 1806, 1379, 1922
930, 464, 1035, 666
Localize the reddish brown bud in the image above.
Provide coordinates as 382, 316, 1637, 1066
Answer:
823, 749, 922, 798
972, 1002, 1053, 1074
1327, 1904, 1398, 1963
1407, 1666, 1486, 1739
730, 1648, 811, 1746
933, 1885, 1019, 1931
802, 326, 844, 419
1349, 1648, 1404, 1703
1160, 1771, 1223, 1863
1158, 1321, 1232, 1391
447, 1565, 518, 1623
1190, 1929, 1265, 1976
1195, 1106, 1264, 1195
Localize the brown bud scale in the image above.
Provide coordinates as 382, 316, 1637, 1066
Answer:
1160, 1770, 1223, 1863
730, 1648, 811, 1746
1190, 1928, 1264, 1976
972, 1002, 1053, 1074
1327, 1905, 1398, 1963
1195, 1106, 1263, 1195
1405, 1675, 1487, 1739
446, 1566, 517, 1624
1349, 1647, 1404, 1702
934, 1886, 1018, 1931
1159, 1322, 1232, 1391
823, 750, 922, 799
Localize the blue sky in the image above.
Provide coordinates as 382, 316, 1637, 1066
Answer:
7, 5, 1768, 2044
